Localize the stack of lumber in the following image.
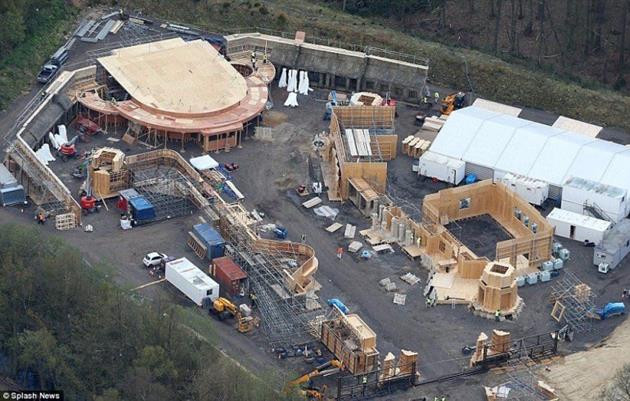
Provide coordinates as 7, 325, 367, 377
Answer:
423, 116, 446, 132
403, 137, 431, 158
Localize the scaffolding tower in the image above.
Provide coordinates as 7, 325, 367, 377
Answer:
549, 271, 596, 333
216, 202, 321, 348
131, 166, 197, 222
489, 357, 554, 400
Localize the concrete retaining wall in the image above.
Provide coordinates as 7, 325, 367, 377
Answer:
225, 33, 429, 102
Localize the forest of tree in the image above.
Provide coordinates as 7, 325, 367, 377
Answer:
0, 0, 75, 110
0, 224, 296, 401
324, 0, 630, 90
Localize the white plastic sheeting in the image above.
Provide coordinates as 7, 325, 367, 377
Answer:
286, 69, 298, 92
278, 67, 287, 88
427, 106, 630, 194
35, 143, 56, 165
189, 154, 219, 170
284, 92, 298, 107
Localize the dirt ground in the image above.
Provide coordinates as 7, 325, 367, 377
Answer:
1, 18, 630, 400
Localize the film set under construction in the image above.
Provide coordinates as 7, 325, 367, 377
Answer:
1, 8, 628, 401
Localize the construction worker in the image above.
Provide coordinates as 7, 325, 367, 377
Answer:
251, 50, 257, 70
36, 211, 46, 225
336, 247, 344, 260
495, 309, 501, 322
301, 234, 306, 243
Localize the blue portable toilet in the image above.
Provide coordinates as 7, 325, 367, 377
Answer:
193, 223, 225, 260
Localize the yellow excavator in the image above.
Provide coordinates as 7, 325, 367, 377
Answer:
211, 297, 255, 333
440, 92, 466, 116
285, 360, 342, 399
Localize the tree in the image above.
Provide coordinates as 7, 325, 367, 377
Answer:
493, 0, 504, 53
602, 363, 630, 400
618, 0, 629, 79
133, 346, 177, 384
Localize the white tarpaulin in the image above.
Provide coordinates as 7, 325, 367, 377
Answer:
189, 154, 219, 170
278, 67, 287, 88
35, 143, 56, 165
284, 92, 298, 108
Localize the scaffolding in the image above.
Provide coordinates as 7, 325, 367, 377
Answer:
130, 166, 197, 222
549, 271, 596, 333
487, 357, 557, 400
215, 202, 321, 348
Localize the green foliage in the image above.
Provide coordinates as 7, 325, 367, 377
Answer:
0, 224, 292, 400
0, 0, 76, 111
602, 363, 630, 401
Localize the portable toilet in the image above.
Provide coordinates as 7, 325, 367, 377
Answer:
541, 260, 554, 272
539, 270, 551, 282
553, 258, 564, 270
526, 272, 539, 285
558, 248, 570, 262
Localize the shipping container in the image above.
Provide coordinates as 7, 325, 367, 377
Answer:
593, 218, 630, 270
0, 165, 26, 206
547, 207, 611, 245
562, 177, 628, 223
193, 223, 225, 260
498, 172, 549, 206
129, 196, 156, 221
165, 257, 219, 306
418, 151, 465, 185
210, 256, 247, 296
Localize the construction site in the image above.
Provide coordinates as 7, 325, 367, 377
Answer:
1, 9, 629, 401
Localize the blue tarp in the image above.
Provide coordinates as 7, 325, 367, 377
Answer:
327, 298, 349, 314
129, 196, 156, 221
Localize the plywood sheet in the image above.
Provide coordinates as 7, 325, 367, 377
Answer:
98, 38, 248, 115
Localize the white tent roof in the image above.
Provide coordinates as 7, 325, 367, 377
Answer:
429, 106, 630, 192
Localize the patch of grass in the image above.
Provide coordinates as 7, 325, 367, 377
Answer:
0, 3, 77, 111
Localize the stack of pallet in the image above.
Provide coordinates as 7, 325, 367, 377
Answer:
55, 213, 77, 231
423, 115, 446, 132
402, 136, 431, 158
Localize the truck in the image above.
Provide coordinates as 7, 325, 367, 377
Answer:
37, 47, 69, 84
37, 64, 60, 84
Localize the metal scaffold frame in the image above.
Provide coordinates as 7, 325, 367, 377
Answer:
549, 271, 596, 333
490, 357, 553, 401
216, 203, 320, 348
130, 166, 197, 222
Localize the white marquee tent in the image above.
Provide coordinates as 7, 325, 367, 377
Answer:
424, 106, 630, 199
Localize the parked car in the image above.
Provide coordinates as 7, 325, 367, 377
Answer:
143, 252, 168, 267
37, 64, 60, 84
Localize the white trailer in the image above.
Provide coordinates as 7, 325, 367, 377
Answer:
561, 177, 628, 223
547, 207, 612, 245
165, 257, 219, 306
418, 151, 465, 185
498, 172, 549, 206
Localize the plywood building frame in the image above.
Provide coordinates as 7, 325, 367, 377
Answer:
422, 180, 553, 268
361, 181, 552, 316
321, 106, 396, 200
76, 38, 275, 153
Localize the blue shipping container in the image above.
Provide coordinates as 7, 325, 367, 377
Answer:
0, 186, 26, 206
193, 223, 225, 260
130, 196, 156, 221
